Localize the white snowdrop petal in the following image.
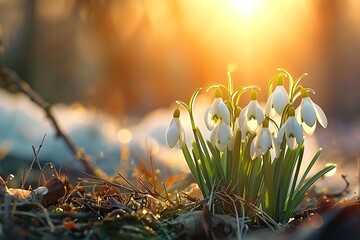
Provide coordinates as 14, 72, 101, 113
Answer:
210, 124, 219, 146
216, 141, 227, 152
250, 135, 259, 159
211, 98, 221, 115
313, 102, 328, 128
265, 95, 274, 116
260, 130, 271, 154
276, 124, 286, 144
255, 102, 264, 125
286, 136, 297, 150
218, 101, 230, 125
302, 121, 316, 135
228, 130, 236, 151
204, 107, 214, 131
294, 121, 303, 145
178, 125, 186, 148
287, 117, 295, 133
238, 107, 248, 127
166, 119, 180, 148
247, 101, 255, 119
240, 123, 248, 141
301, 98, 316, 126
273, 86, 289, 114
218, 122, 231, 146
271, 135, 280, 158
247, 118, 258, 133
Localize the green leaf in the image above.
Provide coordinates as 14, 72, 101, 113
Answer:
296, 148, 322, 193
288, 146, 304, 205
192, 141, 212, 192
181, 144, 199, 182
262, 152, 274, 214
283, 165, 335, 222
207, 140, 224, 181
195, 128, 212, 176
191, 149, 209, 197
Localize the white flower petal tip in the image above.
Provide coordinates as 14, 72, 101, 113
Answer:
205, 93, 232, 151
243, 100, 264, 133
297, 96, 328, 134
166, 118, 185, 149
265, 86, 289, 116
278, 116, 303, 150
210, 121, 231, 151
250, 127, 278, 160
205, 96, 231, 129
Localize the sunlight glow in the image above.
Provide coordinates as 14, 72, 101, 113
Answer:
117, 128, 132, 144
229, 0, 262, 18
70, 103, 85, 123
147, 138, 160, 155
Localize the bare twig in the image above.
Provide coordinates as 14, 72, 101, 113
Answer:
32, 135, 47, 184
21, 135, 47, 188
0, 67, 106, 177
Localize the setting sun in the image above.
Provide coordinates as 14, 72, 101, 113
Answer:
228, 0, 262, 18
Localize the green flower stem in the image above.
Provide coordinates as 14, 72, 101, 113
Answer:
290, 73, 308, 102
288, 146, 304, 205
191, 141, 211, 189
229, 130, 242, 190
206, 141, 225, 184
263, 151, 274, 217
191, 149, 209, 197
181, 144, 200, 183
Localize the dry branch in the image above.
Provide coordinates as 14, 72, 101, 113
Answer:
0, 67, 106, 178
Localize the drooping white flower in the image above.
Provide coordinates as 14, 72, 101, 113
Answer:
237, 108, 249, 141
241, 90, 264, 133
204, 88, 230, 131
250, 118, 280, 159
295, 89, 327, 135
210, 120, 231, 151
265, 76, 289, 117
277, 106, 303, 150
166, 108, 185, 149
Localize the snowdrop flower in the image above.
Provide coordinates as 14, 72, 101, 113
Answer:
166, 108, 185, 149
296, 89, 328, 135
237, 108, 250, 141
277, 106, 303, 150
265, 76, 289, 117
241, 90, 264, 133
226, 107, 243, 150
204, 88, 230, 131
250, 118, 280, 159
210, 120, 231, 151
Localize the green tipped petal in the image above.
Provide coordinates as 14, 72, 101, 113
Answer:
173, 108, 180, 118
215, 88, 222, 98
301, 88, 309, 98
277, 75, 285, 86
288, 106, 296, 117
250, 90, 257, 100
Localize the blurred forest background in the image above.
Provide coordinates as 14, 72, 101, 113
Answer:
0, 0, 359, 122
0, 0, 359, 189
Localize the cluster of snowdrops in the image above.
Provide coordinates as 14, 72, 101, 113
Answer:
166, 69, 335, 223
